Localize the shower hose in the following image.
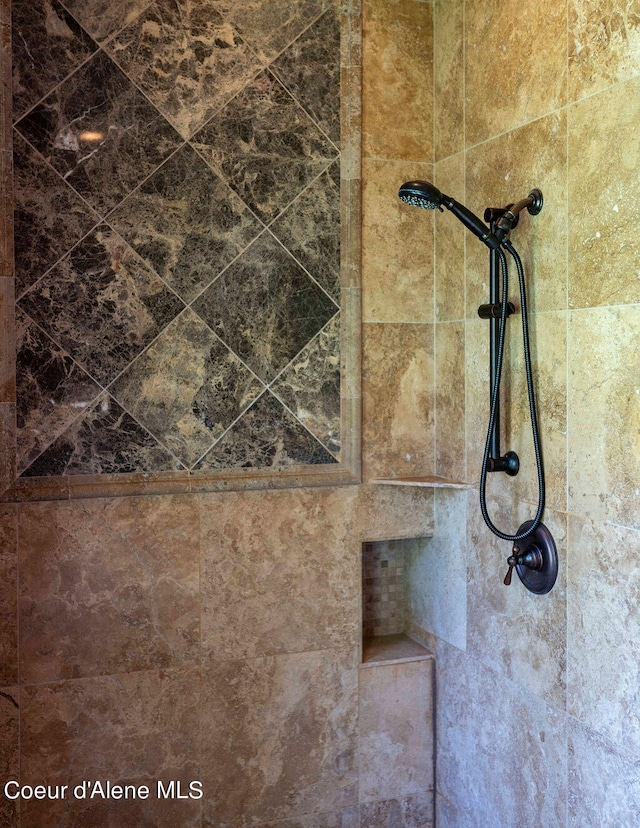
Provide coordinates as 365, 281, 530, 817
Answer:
479, 240, 545, 542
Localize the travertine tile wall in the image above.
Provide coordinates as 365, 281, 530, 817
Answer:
0, 0, 441, 826
427, 0, 640, 824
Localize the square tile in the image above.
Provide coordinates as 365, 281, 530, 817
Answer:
193, 231, 338, 382
192, 70, 338, 222
15, 51, 182, 215
111, 310, 264, 468
109, 143, 263, 302
18, 224, 184, 385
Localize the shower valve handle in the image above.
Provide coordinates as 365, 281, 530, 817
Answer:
503, 543, 544, 586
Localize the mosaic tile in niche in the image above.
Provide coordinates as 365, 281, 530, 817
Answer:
271, 314, 341, 459
16, 310, 101, 474
11, 0, 98, 120
12, 132, 100, 298
271, 6, 341, 143
111, 310, 264, 468
269, 161, 340, 301
192, 231, 339, 382
59, 0, 154, 44
18, 224, 184, 386
195, 391, 337, 471
109, 144, 263, 303
20, 393, 182, 477
106, 0, 263, 140
191, 70, 338, 222
14, 51, 182, 216
210, 0, 330, 64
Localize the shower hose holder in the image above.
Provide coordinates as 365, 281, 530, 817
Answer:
503, 520, 558, 595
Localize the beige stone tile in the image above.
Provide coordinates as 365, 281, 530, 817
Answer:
567, 515, 640, 755
436, 642, 567, 826
201, 650, 358, 826
199, 487, 360, 661
356, 483, 435, 542
434, 0, 464, 161
435, 321, 465, 482
358, 658, 434, 802
465, 0, 567, 146
568, 305, 640, 529
434, 153, 465, 322
467, 496, 566, 709
363, 323, 434, 480
465, 112, 568, 319
359, 792, 434, 827
0, 687, 19, 828
568, 0, 640, 102
18, 495, 200, 683
0, 506, 16, 687
20, 669, 201, 827
362, 0, 433, 161
464, 318, 489, 485
503, 310, 567, 513
253, 809, 360, 828
568, 718, 640, 828
568, 76, 640, 309
405, 489, 468, 650
362, 159, 434, 323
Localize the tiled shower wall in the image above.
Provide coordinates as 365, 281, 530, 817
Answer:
10, 0, 344, 483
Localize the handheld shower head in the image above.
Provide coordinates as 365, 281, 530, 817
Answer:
398, 180, 444, 211
398, 179, 501, 250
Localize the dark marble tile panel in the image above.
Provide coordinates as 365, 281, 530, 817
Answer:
107, 0, 263, 139
20, 669, 201, 827
15, 51, 182, 215
18, 224, 184, 385
271, 314, 341, 458
109, 143, 263, 302
111, 310, 264, 468
192, 231, 339, 381
270, 160, 340, 300
0, 689, 19, 828
0, 507, 17, 687
13, 130, 100, 297
211, 0, 329, 64
192, 70, 338, 222
61, 0, 154, 44
16, 309, 101, 473
20, 393, 182, 477
200, 651, 358, 825
12, 0, 98, 120
271, 6, 340, 143
195, 390, 337, 470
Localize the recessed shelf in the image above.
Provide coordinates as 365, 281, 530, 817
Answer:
361, 633, 434, 668
370, 475, 472, 489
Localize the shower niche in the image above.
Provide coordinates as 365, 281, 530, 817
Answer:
361, 538, 433, 665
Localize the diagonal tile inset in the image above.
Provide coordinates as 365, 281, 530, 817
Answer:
106, 0, 264, 140
15, 51, 182, 216
109, 144, 264, 303
192, 70, 338, 222
16, 309, 102, 474
211, 0, 330, 64
11, 0, 98, 121
18, 224, 185, 386
269, 160, 340, 301
20, 393, 182, 477
271, 5, 341, 143
192, 231, 339, 382
271, 314, 341, 459
111, 310, 264, 468
195, 390, 338, 471
13, 131, 100, 298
